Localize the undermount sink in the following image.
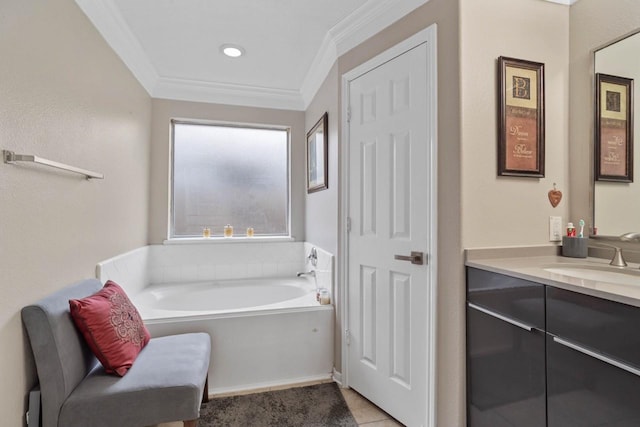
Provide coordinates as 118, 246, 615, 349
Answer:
544, 265, 640, 287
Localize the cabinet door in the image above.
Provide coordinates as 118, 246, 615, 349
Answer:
547, 287, 640, 426
467, 268, 546, 427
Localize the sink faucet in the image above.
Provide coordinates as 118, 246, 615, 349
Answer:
296, 270, 316, 277
620, 232, 640, 242
620, 233, 640, 269
588, 238, 627, 267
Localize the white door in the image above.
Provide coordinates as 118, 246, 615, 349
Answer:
346, 37, 435, 427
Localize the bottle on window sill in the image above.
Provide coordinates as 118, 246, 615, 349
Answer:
224, 224, 233, 238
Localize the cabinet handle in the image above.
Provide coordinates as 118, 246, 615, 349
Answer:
553, 336, 640, 377
467, 302, 535, 332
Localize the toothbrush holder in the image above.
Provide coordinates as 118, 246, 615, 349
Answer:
562, 236, 588, 258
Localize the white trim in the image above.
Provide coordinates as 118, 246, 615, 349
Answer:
340, 24, 438, 427
153, 77, 305, 111
541, 0, 579, 5
331, 0, 427, 57
209, 373, 333, 397
162, 237, 296, 245
74, 0, 159, 94
300, 33, 339, 109
76, 0, 429, 110
332, 368, 343, 386
300, 0, 428, 109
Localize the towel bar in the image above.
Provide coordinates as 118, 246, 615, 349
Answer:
3, 150, 104, 180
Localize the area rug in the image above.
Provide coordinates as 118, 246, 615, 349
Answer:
198, 382, 358, 426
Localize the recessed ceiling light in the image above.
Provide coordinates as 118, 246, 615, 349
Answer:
220, 44, 245, 58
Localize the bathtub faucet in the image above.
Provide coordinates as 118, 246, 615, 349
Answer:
296, 270, 316, 277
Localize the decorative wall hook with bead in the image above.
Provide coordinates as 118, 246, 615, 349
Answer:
548, 183, 562, 208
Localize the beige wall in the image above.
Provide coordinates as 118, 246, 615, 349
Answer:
338, 0, 464, 425
148, 99, 306, 243
0, 0, 151, 425
461, 0, 570, 248
304, 63, 341, 369
570, 0, 640, 236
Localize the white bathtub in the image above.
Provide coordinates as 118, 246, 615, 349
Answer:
132, 276, 334, 395
97, 242, 335, 395
133, 277, 320, 319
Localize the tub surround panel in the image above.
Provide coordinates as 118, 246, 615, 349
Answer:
95, 246, 151, 297
146, 308, 334, 395
97, 242, 326, 292
303, 242, 335, 293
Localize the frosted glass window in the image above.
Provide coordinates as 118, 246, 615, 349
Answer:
171, 121, 289, 237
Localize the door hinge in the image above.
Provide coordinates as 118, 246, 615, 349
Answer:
345, 329, 351, 346
346, 217, 351, 233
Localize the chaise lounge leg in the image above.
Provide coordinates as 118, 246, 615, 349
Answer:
202, 377, 209, 403
183, 420, 197, 427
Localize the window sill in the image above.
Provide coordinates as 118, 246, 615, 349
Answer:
163, 236, 295, 245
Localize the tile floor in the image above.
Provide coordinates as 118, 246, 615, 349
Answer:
340, 387, 404, 426
156, 380, 403, 427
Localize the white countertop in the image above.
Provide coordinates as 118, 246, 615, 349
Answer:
466, 254, 640, 308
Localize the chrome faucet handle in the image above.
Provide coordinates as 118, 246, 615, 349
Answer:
620, 232, 640, 241
307, 247, 318, 267
588, 239, 628, 267
609, 247, 628, 267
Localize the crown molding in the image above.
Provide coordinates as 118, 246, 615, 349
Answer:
153, 78, 305, 111
77, 0, 428, 111
75, 0, 159, 94
541, 0, 580, 5
300, 0, 428, 109
331, 0, 428, 56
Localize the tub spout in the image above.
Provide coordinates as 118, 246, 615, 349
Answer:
296, 270, 316, 277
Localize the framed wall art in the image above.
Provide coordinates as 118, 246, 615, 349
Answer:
497, 56, 545, 177
306, 112, 328, 193
595, 73, 634, 182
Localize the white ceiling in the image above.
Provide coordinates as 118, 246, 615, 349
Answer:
75, 0, 428, 110
75, 0, 577, 111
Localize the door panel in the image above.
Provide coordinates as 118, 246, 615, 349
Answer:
347, 42, 431, 427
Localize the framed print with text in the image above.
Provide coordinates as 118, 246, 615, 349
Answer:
595, 73, 634, 182
498, 56, 545, 177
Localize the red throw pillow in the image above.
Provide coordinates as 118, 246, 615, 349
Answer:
69, 280, 150, 376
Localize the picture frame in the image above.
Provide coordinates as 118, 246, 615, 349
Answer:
306, 112, 328, 193
497, 56, 545, 177
595, 73, 634, 182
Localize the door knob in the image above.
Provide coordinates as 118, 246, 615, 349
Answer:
394, 251, 424, 265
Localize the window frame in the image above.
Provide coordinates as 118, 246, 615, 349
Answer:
169, 118, 292, 240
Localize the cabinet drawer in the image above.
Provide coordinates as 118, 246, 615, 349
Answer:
547, 334, 640, 426
467, 267, 544, 329
547, 287, 640, 369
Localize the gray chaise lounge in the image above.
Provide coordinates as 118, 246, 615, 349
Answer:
22, 278, 211, 427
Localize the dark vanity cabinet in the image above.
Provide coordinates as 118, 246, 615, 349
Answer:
467, 267, 640, 427
547, 287, 640, 426
467, 267, 546, 427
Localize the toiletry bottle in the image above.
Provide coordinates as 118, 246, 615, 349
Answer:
246, 227, 254, 237
224, 224, 233, 237
319, 288, 331, 305
567, 222, 576, 237
202, 227, 211, 238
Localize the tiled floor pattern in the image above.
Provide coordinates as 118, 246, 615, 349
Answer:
156, 381, 403, 427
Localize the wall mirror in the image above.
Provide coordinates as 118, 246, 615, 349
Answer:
594, 31, 640, 236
